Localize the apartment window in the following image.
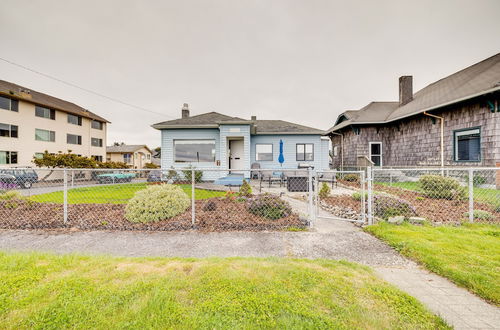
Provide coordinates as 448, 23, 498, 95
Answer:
147, 154, 151, 160
67, 114, 82, 126
34, 153, 44, 159
0, 123, 18, 138
454, 128, 481, 162
35, 106, 55, 120
174, 140, 216, 162
0, 96, 18, 112
256, 144, 273, 161
92, 155, 103, 162
0, 151, 17, 164
123, 153, 132, 164
67, 134, 82, 145
35, 129, 56, 142
91, 120, 103, 130
369, 142, 382, 166
91, 137, 103, 147
296, 143, 314, 161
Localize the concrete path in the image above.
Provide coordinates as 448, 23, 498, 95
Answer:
0, 197, 498, 329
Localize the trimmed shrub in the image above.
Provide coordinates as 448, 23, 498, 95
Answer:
419, 175, 466, 200
125, 184, 190, 223
239, 180, 252, 197
352, 192, 365, 201
248, 194, 292, 220
464, 210, 494, 221
343, 174, 360, 183
203, 200, 217, 211
373, 195, 416, 220
319, 183, 331, 198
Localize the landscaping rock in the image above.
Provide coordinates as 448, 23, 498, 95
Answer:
387, 216, 405, 225
408, 217, 426, 225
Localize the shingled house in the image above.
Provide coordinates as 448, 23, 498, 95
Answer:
327, 53, 500, 169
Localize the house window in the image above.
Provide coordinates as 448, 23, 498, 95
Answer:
147, 154, 151, 160
67, 134, 82, 145
0, 151, 17, 164
174, 140, 216, 163
256, 144, 273, 161
91, 120, 103, 130
34, 152, 44, 159
67, 114, 82, 126
0, 96, 18, 112
35, 129, 56, 142
35, 106, 55, 120
92, 155, 103, 162
296, 144, 314, 161
91, 137, 103, 147
454, 128, 480, 162
0, 123, 18, 138
369, 142, 382, 166
123, 153, 132, 164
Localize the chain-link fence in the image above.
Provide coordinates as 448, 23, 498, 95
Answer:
0, 167, 311, 231
369, 167, 500, 224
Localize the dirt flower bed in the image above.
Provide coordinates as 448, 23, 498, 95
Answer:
0, 198, 306, 232
322, 195, 362, 213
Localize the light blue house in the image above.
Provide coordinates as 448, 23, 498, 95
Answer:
152, 104, 330, 180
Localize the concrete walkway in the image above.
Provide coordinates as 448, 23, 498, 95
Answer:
0, 197, 498, 329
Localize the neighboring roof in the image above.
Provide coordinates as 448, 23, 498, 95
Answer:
328, 52, 500, 133
0, 80, 110, 123
152, 111, 325, 135
106, 145, 151, 153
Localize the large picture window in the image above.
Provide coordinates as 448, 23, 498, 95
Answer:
454, 128, 480, 162
68, 114, 82, 126
35, 129, 55, 142
0, 96, 18, 112
296, 143, 314, 161
35, 106, 55, 120
256, 144, 273, 161
91, 137, 103, 147
174, 139, 216, 163
91, 120, 104, 130
67, 134, 82, 145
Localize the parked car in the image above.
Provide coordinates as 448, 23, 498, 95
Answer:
147, 170, 162, 182
0, 173, 16, 189
0, 169, 39, 189
96, 172, 135, 184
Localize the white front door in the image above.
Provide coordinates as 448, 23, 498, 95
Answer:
229, 139, 244, 173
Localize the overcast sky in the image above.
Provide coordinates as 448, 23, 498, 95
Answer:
1, 0, 499, 148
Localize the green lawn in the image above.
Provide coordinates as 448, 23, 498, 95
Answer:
366, 222, 500, 305
29, 183, 225, 204
377, 181, 500, 206
0, 252, 448, 329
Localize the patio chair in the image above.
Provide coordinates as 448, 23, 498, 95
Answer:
250, 163, 261, 180
319, 171, 338, 188
259, 170, 283, 191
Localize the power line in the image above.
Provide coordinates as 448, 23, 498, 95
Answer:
0, 56, 175, 119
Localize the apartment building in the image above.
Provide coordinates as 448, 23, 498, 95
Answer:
0, 80, 109, 167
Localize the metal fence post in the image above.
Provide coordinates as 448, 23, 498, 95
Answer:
361, 171, 366, 224
191, 168, 195, 227
367, 167, 373, 225
63, 168, 68, 224
468, 168, 474, 223
308, 167, 314, 225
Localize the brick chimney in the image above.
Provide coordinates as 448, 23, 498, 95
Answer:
399, 76, 413, 106
181, 103, 189, 118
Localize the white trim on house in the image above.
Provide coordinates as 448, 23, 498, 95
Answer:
369, 141, 383, 167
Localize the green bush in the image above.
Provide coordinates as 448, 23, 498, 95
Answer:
239, 180, 252, 197
182, 168, 203, 183
373, 195, 416, 220
464, 210, 494, 221
125, 184, 190, 223
342, 174, 360, 183
0, 191, 24, 200
319, 183, 331, 198
248, 194, 292, 220
352, 192, 365, 201
419, 175, 466, 200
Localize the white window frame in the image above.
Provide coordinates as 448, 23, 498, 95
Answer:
255, 143, 273, 161
454, 128, 481, 162
369, 142, 383, 167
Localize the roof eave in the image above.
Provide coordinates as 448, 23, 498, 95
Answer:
254, 131, 326, 135
151, 124, 220, 130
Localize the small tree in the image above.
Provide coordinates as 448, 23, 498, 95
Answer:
239, 180, 252, 197
319, 182, 331, 198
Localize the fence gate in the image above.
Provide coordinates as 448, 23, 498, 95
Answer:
313, 170, 367, 225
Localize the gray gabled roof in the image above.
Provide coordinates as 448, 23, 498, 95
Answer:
328, 52, 500, 133
0, 80, 110, 123
152, 111, 325, 135
106, 145, 151, 153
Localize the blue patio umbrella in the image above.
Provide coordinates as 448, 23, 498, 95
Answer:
278, 139, 285, 166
